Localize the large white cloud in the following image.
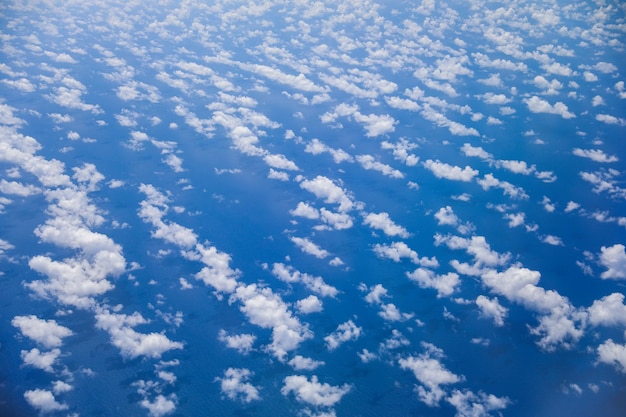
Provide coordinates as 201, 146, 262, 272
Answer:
216, 368, 261, 403
598, 244, 626, 279
281, 375, 351, 407
362, 212, 410, 238
24, 389, 68, 413
423, 160, 478, 182
324, 320, 362, 350
12, 315, 73, 348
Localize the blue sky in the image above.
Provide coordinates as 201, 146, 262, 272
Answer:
1, 1, 625, 416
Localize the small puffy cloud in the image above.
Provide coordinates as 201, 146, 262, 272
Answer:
588, 293, 626, 327
542, 235, 563, 246
523, 96, 575, 118
281, 375, 351, 407
290, 237, 330, 259
446, 389, 509, 417
573, 148, 618, 163
423, 160, 478, 182
434, 206, 459, 226
476, 295, 508, 326
299, 176, 354, 212
216, 368, 261, 403
296, 295, 323, 314
290, 202, 320, 220
24, 389, 68, 413
406, 268, 460, 298
268, 169, 290, 181
595, 114, 626, 126
460, 143, 492, 160
362, 212, 410, 238
288, 355, 325, 371
324, 320, 362, 350
599, 244, 626, 279
140, 395, 177, 417
372, 241, 419, 264
12, 315, 73, 348
272, 263, 338, 298
21, 348, 61, 372
597, 339, 626, 373
356, 155, 404, 179
399, 343, 463, 406
218, 330, 256, 354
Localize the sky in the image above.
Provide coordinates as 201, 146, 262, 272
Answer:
0, 0, 625, 416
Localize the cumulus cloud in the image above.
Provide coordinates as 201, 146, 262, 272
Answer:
599, 244, 626, 279
272, 263, 338, 298
399, 343, 463, 406
24, 389, 68, 413
588, 293, 626, 327
597, 339, 626, 373
290, 236, 330, 259
12, 315, 73, 348
523, 96, 575, 118
218, 330, 256, 354
296, 295, 324, 314
324, 320, 362, 350
356, 154, 404, 178
288, 355, 325, 371
20, 348, 61, 372
406, 268, 460, 298
140, 394, 177, 417
216, 368, 260, 403
573, 148, 618, 163
362, 212, 410, 238
281, 375, 351, 407
423, 160, 478, 182
299, 176, 355, 212
475, 295, 508, 326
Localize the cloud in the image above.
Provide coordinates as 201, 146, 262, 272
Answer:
573, 148, 618, 163
95, 309, 184, 359
446, 389, 509, 417
599, 244, 626, 279
406, 268, 460, 298
588, 293, 626, 327
423, 160, 478, 182
24, 389, 68, 413
216, 368, 261, 403
12, 315, 73, 348
272, 263, 338, 298
356, 154, 404, 178
218, 330, 256, 354
281, 375, 351, 407
299, 176, 355, 212
230, 284, 312, 360
380, 139, 419, 166
523, 96, 575, 118
20, 348, 61, 372
324, 320, 362, 350
194, 243, 240, 294
296, 295, 324, 314
399, 343, 463, 406
596, 114, 626, 126
140, 395, 177, 417
290, 236, 330, 259
597, 339, 626, 373
362, 212, 410, 238
290, 202, 320, 220
288, 355, 325, 371
475, 295, 508, 326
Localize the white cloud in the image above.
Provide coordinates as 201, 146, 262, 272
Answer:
406, 268, 460, 298
362, 212, 410, 238
573, 148, 618, 163
476, 295, 508, 326
588, 293, 626, 327
460, 143, 492, 160
216, 368, 260, 403
24, 389, 68, 413
595, 114, 626, 126
446, 389, 509, 417
281, 375, 351, 407
21, 348, 61, 372
542, 235, 563, 246
290, 202, 319, 220
288, 355, 325, 371
324, 320, 362, 350
434, 206, 459, 226
218, 330, 256, 354
296, 295, 323, 314
399, 343, 463, 406
372, 241, 420, 264
12, 315, 73, 348
94, 309, 183, 359
290, 236, 330, 259
299, 176, 355, 212
272, 263, 338, 298
523, 96, 575, 118
140, 394, 177, 417
599, 244, 626, 279
268, 169, 290, 181
423, 160, 478, 182
597, 339, 626, 373
356, 154, 404, 178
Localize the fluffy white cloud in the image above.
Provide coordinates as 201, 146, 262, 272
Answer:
475, 295, 508, 326
218, 330, 256, 354
299, 176, 355, 212
194, 243, 240, 294
599, 244, 626, 279
288, 355, 325, 371
216, 368, 260, 403
597, 339, 626, 373
362, 212, 410, 238
523, 96, 575, 118
588, 293, 626, 327
21, 348, 61, 372
281, 375, 351, 407
372, 241, 421, 264
296, 295, 323, 314
324, 320, 362, 350
272, 263, 338, 298
95, 309, 183, 359
399, 343, 463, 406
140, 395, 177, 417
434, 206, 459, 226
573, 148, 618, 163
356, 154, 404, 178
290, 202, 320, 220
24, 389, 68, 413
446, 389, 509, 417
290, 236, 330, 259
12, 315, 73, 348
423, 160, 478, 182
406, 268, 460, 298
